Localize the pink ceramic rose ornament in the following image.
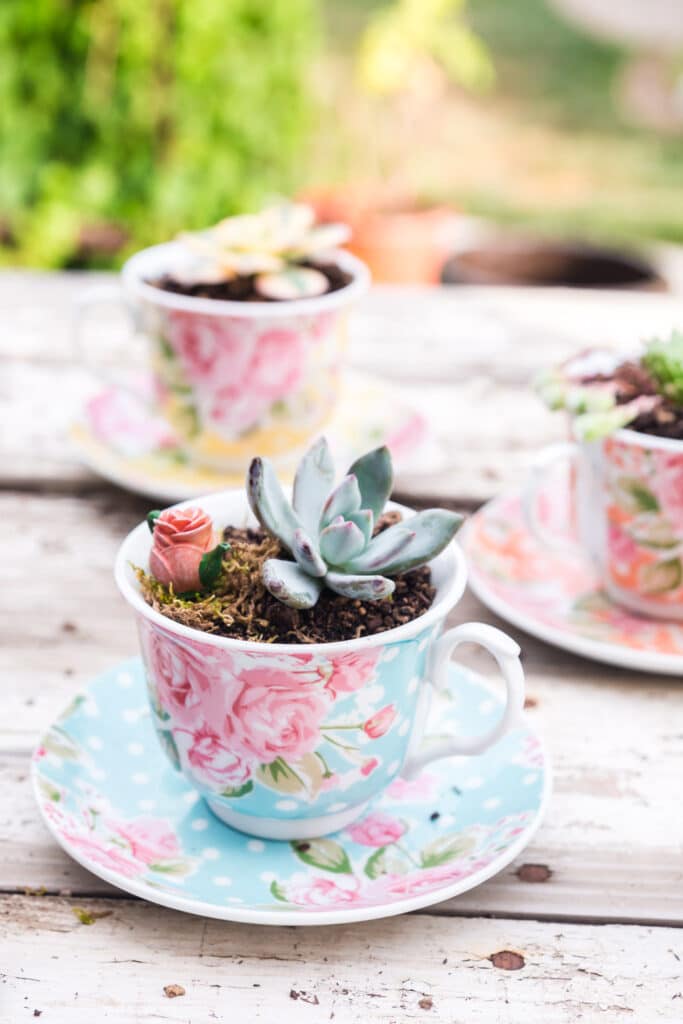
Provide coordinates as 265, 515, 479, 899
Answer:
148, 507, 227, 593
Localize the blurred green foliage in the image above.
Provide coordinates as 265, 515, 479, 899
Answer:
0, 0, 318, 267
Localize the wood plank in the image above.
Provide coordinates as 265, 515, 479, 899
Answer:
4, 276, 683, 502
2, 490, 682, 924
2, 894, 682, 1023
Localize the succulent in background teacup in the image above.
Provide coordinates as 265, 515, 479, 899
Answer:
175, 202, 351, 299
536, 330, 683, 440
248, 438, 463, 608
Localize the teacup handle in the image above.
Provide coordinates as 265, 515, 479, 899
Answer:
522, 442, 578, 551
72, 284, 142, 395
401, 622, 525, 778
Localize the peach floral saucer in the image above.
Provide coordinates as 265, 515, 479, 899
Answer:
70, 371, 439, 502
462, 484, 683, 676
33, 658, 549, 926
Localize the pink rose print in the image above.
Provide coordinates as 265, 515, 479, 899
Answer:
175, 723, 251, 789
223, 667, 331, 763
283, 875, 361, 907
110, 817, 180, 865
347, 812, 405, 847
363, 704, 396, 739
370, 863, 469, 899
607, 521, 638, 565
385, 772, 439, 802
208, 327, 306, 436
141, 626, 223, 728
168, 314, 254, 387
64, 832, 144, 879
360, 757, 379, 777
325, 649, 380, 696
656, 454, 683, 532
86, 389, 176, 457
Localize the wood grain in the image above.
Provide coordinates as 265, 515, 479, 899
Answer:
2, 895, 682, 1022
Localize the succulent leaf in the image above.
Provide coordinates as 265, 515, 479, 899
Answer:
319, 520, 366, 567
347, 446, 393, 521
363, 510, 463, 575
292, 528, 327, 578
346, 525, 416, 574
255, 267, 328, 301
325, 572, 396, 601
293, 437, 335, 537
247, 456, 301, 552
321, 474, 362, 528
346, 509, 374, 547
263, 558, 323, 609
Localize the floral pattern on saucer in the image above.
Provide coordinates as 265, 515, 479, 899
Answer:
32, 658, 548, 925
70, 370, 431, 502
463, 487, 683, 674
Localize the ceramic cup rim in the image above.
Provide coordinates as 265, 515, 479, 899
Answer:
582, 426, 683, 454
114, 489, 467, 656
120, 241, 371, 318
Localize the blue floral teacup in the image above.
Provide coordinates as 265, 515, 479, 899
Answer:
116, 490, 526, 840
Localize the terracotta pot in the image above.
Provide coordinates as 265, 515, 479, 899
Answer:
441, 237, 667, 291
304, 188, 458, 285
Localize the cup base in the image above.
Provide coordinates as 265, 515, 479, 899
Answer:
206, 796, 370, 841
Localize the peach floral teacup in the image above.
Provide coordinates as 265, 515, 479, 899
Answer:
525, 429, 683, 620
116, 490, 526, 841
75, 242, 369, 472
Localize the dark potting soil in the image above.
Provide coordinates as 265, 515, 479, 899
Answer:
150, 260, 352, 302
613, 361, 683, 440
138, 513, 436, 645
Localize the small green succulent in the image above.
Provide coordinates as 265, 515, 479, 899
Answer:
535, 335, 683, 440
642, 329, 683, 406
247, 438, 463, 609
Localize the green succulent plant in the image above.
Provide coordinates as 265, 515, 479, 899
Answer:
642, 330, 683, 406
247, 438, 463, 609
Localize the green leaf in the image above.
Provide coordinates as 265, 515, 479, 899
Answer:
290, 837, 352, 874
257, 756, 307, 795
630, 517, 679, 550
325, 571, 395, 601
640, 557, 682, 594
199, 542, 230, 589
320, 475, 362, 528
270, 879, 289, 902
247, 456, 302, 551
148, 858, 193, 877
155, 728, 181, 771
257, 754, 325, 798
147, 510, 161, 532
420, 832, 476, 868
36, 774, 62, 803
221, 779, 254, 798
146, 677, 171, 722
615, 477, 660, 514
348, 445, 393, 520
292, 437, 336, 536
319, 520, 366, 566
42, 726, 80, 761
262, 558, 322, 609
363, 845, 412, 879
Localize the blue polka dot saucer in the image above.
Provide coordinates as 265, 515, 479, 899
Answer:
32, 657, 550, 926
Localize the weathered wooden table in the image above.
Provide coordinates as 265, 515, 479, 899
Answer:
2, 276, 683, 1021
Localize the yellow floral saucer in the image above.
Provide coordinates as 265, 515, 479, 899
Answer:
71, 371, 435, 502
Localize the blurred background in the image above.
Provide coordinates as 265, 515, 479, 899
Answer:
1, 0, 683, 284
